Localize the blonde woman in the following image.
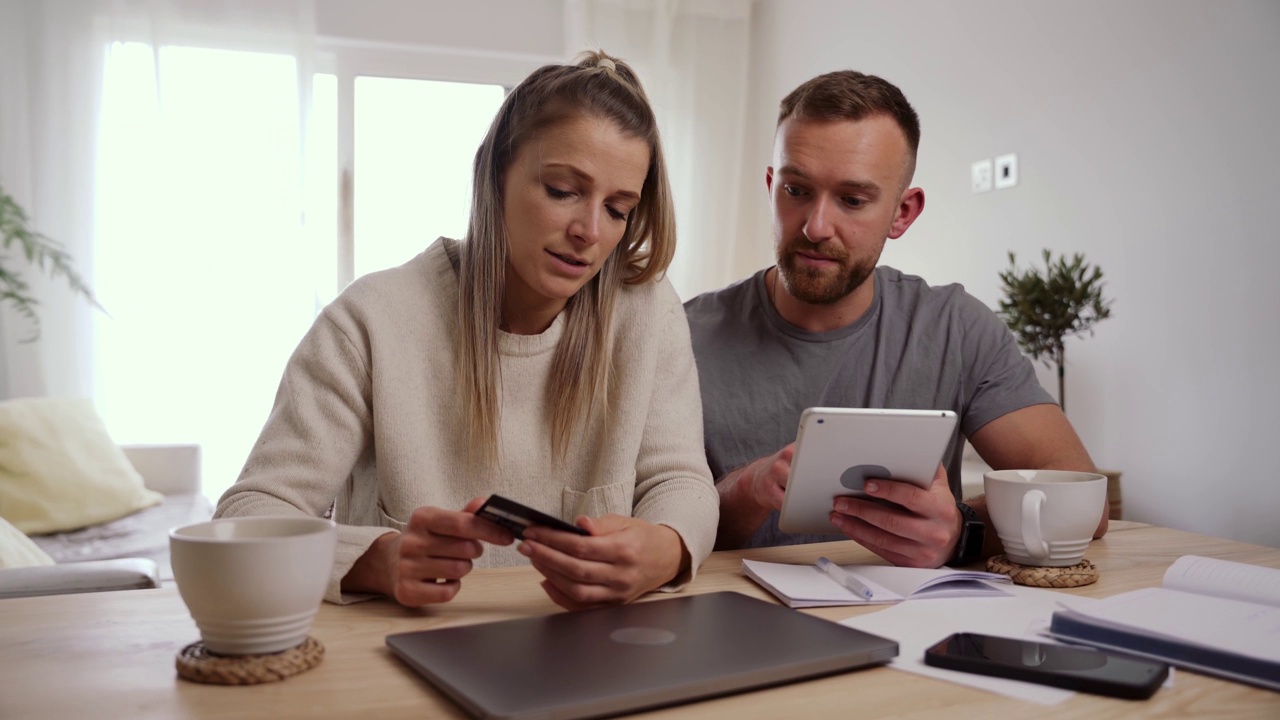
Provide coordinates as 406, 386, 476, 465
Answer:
216, 51, 718, 609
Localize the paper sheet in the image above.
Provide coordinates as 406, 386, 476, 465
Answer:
839, 584, 1099, 705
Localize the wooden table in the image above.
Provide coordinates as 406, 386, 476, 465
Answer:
2, 521, 1277, 719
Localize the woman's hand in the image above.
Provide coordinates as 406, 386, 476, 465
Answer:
519, 515, 689, 610
343, 497, 514, 606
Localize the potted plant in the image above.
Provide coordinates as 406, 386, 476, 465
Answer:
0, 184, 102, 341
997, 249, 1119, 517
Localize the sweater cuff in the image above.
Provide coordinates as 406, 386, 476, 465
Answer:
325, 525, 398, 605
637, 488, 719, 591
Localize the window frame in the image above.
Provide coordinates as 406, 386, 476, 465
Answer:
315, 39, 556, 290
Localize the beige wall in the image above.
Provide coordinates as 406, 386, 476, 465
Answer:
741, 0, 1280, 547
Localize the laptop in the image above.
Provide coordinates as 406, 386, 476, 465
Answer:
386, 591, 897, 720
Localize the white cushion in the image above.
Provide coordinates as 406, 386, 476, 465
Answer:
0, 516, 55, 568
0, 397, 162, 534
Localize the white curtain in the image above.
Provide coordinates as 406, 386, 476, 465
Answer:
0, 0, 320, 502
0, 0, 108, 400
563, 0, 753, 301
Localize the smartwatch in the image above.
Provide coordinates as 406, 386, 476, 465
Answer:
950, 502, 986, 565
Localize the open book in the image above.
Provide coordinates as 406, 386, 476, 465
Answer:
1049, 555, 1280, 691
741, 559, 1012, 608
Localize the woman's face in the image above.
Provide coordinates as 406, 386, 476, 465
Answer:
500, 114, 650, 334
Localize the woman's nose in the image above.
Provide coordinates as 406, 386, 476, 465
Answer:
569, 206, 602, 245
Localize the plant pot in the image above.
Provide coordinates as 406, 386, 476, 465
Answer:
1100, 469, 1122, 520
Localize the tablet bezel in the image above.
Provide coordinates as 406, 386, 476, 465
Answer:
777, 407, 959, 535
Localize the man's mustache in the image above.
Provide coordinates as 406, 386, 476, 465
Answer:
783, 239, 848, 263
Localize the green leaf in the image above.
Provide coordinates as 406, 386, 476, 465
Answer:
0, 184, 106, 342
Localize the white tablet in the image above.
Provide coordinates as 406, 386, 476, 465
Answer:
777, 407, 958, 535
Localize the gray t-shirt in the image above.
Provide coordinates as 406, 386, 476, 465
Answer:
684, 265, 1054, 548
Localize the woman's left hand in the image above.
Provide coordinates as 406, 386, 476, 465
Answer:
519, 515, 689, 610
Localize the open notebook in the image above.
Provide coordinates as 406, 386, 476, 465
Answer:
743, 559, 1012, 608
1049, 555, 1280, 691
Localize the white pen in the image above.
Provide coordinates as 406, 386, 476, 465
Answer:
815, 556, 874, 600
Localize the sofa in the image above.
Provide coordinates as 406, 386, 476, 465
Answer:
1, 443, 212, 598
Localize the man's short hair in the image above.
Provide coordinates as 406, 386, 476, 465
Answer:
777, 70, 920, 181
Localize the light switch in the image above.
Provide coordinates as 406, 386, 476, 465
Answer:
995, 153, 1018, 189
971, 159, 993, 193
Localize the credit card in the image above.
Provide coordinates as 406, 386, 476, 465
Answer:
475, 494, 589, 539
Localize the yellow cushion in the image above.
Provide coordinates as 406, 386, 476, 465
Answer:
0, 397, 163, 534
0, 516, 55, 568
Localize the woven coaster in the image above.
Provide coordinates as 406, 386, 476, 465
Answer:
986, 554, 1099, 588
175, 636, 324, 685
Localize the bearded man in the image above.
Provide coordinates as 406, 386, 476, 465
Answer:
683, 70, 1104, 567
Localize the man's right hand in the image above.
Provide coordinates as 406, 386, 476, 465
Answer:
342, 497, 514, 606
714, 443, 795, 549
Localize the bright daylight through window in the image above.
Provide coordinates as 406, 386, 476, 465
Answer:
94, 43, 503, 502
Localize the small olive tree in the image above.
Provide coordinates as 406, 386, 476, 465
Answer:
997, 249, 1113, 413
0, 185, 102, 341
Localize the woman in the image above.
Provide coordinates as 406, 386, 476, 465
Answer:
215, 51, 718, 609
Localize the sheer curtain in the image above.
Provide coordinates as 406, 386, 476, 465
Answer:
0, 0, 107, 400
563, 0, 753, 301
0, 0, 322, 502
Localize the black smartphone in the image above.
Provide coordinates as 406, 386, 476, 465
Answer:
474, 494, 589, 540
923, 632, 1168, 700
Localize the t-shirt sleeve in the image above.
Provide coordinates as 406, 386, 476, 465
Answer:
956, 292, 1056, 437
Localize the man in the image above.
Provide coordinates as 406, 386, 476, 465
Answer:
684, 70, 1104, 568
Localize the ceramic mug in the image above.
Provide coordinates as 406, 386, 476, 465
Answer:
984, 470, 1107, 567
169, 516, 336, 655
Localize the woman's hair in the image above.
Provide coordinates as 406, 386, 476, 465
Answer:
456, 49, 675, 468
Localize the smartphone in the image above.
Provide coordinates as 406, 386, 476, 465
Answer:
474, 494, 589, 540
923, 632, 1168, 700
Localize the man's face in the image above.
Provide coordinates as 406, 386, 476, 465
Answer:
767, 115, 915, 305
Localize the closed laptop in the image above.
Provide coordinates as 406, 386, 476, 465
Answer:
386, 590, 897, 720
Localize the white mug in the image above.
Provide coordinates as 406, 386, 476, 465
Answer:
984, 470, 1107, 567
169, 516, 336, 655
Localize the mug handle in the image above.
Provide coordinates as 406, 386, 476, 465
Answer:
1021, 489, 1049, 559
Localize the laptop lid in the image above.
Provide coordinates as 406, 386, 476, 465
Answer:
386, 591, 897, 720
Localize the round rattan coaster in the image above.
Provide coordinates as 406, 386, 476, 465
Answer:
175, 636, 324, 685
986, 554, 1099, 588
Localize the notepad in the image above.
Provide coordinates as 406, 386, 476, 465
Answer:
742, 559, 1012, 608
1049, 555, 1280, 692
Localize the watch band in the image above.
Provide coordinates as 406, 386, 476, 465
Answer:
951, 501, 986, 565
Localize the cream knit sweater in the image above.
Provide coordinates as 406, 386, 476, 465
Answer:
216, 239, 718, 603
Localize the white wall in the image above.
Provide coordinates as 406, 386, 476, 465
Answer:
315, 0, 564, 57
742, 0, 1280, 547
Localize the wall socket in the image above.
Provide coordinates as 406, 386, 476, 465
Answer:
995, 153, 1019, 189
971, 159, 993, 193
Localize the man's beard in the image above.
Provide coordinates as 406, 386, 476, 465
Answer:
776, 239, 875, 305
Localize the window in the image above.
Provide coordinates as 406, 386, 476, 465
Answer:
353, 77, 504, 278
95, 43, 320, 502
95, 42, 513, 503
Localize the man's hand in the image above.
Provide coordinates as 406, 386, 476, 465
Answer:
519, 515, 688, 610
343, 497, 514, 606
828, 464, 960, 568
714, 443, 795, 549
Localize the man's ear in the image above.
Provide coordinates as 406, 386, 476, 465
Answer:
765, 166, 775, 195
888, 187, 925, 239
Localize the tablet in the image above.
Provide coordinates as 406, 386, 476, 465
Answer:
777, 408, 958, 535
